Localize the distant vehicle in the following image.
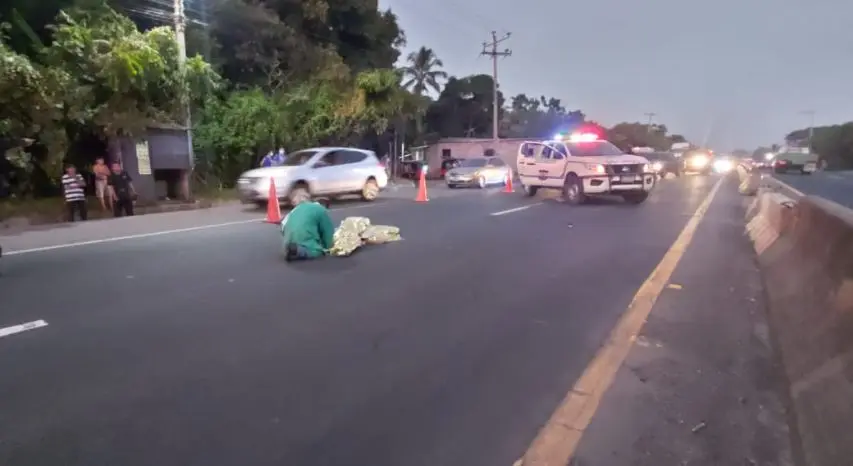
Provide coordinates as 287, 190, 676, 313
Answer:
440, 158, 460, 179
445, 156, 511, 188
712, 155, 735, 174
681, 149, 714, 175
643, 152, 681, 179
774, 151, 818, 175
236, 147, 388, 206
516, 132, 655, 205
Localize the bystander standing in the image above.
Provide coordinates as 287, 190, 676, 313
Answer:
61, 164, 87, 221
107, 162, 137, 217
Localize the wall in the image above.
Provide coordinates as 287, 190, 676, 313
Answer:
423, 138, 534, 177
118, 137, 156, 202
117, 128, 192, 202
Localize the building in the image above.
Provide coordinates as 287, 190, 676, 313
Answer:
420, 138, 533, 177
115, 124, 193, 202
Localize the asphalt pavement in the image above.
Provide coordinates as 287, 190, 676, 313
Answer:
0, 175, 793, 466
768, 170, 853, 208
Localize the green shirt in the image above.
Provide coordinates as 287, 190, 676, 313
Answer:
281, 201, 335, 258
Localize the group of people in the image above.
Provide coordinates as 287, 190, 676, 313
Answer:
62, 158, 137, 222
260, 148, 288, 167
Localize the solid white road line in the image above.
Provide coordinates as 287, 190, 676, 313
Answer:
0, 320, 48, 339
490, 204, 543, 216
4, 203, 380, 256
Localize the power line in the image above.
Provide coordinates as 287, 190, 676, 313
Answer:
480, 31, 511, 142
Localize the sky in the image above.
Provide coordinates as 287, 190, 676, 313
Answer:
379, 0, 853, 150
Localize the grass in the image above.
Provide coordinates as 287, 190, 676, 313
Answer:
0, 188, 238, 223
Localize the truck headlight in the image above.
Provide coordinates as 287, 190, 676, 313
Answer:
651, 162, 663, 172
586, 164, 606, 174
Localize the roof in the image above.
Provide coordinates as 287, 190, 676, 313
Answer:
434, 137, 532, 144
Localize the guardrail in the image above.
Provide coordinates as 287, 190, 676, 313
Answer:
744, 186, 853, 466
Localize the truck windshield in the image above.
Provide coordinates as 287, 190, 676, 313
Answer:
567, 141, 624, 157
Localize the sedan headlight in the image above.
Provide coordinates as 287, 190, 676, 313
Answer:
713, 159, 733, 173
689, 155, 709, 167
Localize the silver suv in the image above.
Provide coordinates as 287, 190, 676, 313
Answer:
237, 147, 389, 206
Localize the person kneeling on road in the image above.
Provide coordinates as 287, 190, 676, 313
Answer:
281, 198, 334, 262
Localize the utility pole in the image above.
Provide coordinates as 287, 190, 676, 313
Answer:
644, 112, 656, 133
800, 110, 815, 151
481, 31, 511, 142
173, 0, 195, 198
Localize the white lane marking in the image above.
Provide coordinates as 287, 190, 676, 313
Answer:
0, 320, 48, 339
490, 203, 543, 216
4, 203, 380, 256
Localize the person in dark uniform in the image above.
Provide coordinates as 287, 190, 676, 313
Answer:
107, 162, 137, 217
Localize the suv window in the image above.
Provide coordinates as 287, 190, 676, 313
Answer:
520, 143, 535, 158
316, 151, 344, 166
340, 150, 368, 164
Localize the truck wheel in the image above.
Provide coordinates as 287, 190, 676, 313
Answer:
523, 184, 538, 197
563, 175, 586, 205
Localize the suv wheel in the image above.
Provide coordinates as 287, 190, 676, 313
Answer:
563, 175, 586, 205
361, 178, 379, 201
523, 184, 538, 197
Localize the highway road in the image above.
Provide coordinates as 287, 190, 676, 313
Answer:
769, 170, 853, 208
0, 175, 792, 466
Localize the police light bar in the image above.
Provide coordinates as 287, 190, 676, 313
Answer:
568, 133, 599, 142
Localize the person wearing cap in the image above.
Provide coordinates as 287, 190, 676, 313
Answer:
281, 198, 334, 261
273, 147, 287, 165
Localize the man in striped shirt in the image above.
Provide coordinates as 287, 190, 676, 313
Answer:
61, 164, 88, 222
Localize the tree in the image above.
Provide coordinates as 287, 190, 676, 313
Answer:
203, 0, 404, 86
194, 68, 406, 185
0, 0, 218, 184
401, 47, 447, 96
607, 122, 681, 151
504, 93, 585, 138
786, 124, 853, 169
425, 74, 502, 139
400, 46, 446, 142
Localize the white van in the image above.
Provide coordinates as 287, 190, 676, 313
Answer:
516, 133, 655, 205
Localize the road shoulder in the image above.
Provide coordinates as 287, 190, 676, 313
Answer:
569, 184, 796, 466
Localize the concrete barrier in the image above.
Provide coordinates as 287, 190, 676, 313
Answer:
747, 191, 853, 466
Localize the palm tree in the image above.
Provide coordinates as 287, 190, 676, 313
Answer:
401, 47, 448, 143
401, 47, 448, 96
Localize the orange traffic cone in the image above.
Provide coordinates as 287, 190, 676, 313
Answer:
415, 170, 429, 202
265, 179, 282, 223
503, 169, 514, 193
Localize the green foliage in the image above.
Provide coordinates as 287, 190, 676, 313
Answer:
0, 0, 218, 182
785, 124, 853, 169
606, 122, 683, 151
503, 94, 585, 139
194, 68, 406, 185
